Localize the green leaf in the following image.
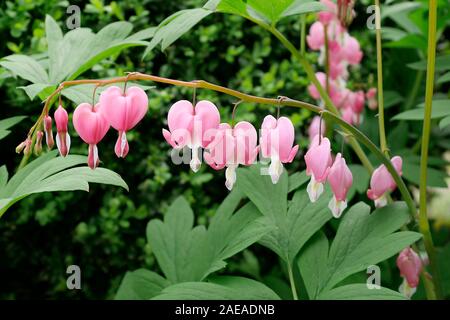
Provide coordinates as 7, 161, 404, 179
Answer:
392, 100, 450, 120
408, 55, 450, 71
383, 91, 404, 109
144, 8, 212, 57
45, 15, 64, 83
152, 278, 280, 300
0, 166, 8, 189
385, 34, 427, 51
115, 269, 169, 300
0, 55, 48, 83
437, 72, 450, 84
317, 284, 406, 300
402, 161, 447, 188
236, 165, 332, 263
0, 151, 128, 218
298, 232, 329, 300
288, 170, 309, 192
347, 165, 370, 200
323, 202, 420, 292
208, 276, 281, 300
146, 194, 271, 284
18, 83, 53, 100
246, 0, 294, 23
0, 116, 27, 140
439, 116, 450, 129
280, 0, 326, 18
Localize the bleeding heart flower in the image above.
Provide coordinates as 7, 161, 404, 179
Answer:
366, 87, 378, 110
204, 121, 258, 190
307, 21, 325, 50
73, 103, 110, 169
54, 105, 71, 157
260, 115, 299, 184
99, 86, 148, 158
341, 34, 363, 65
304, 134, 332, 202
367, 156, 403, 207
44, 115, 54, 150
308, 72, 341, 103
308, 116, 326, 142
162, 100, 220, 172
397, 247, 422, 299
327, 153, 353, 218
34, 131, 43, 155
351, 90, 365, 114
318, 0, 338, 25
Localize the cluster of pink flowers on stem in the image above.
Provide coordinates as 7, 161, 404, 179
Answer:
33, 85, 149, 169
162, 100, 298, 190
306, 0, 376, 127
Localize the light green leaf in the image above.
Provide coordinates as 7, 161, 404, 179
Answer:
408, 55, 450, 71
115, 269, 169, 300
298, 232, 329, 300
385, 34, 427, 51
0, 151, 128, 218
0, 55, 48, 83
152, 278, 280, 300
439, 116, 450, 129
144, 8, 212, 57
392, 100, 450, 120
280, 0, 326, 18
288, 170, 309, 192
236, 165, 332, 263
208, 276, 281, 300
323, 202, 420, 291
18, 83, 53, 100
318, 284, 406, 300
0, 166, 8, 189
246, 0, 294, 23
0, 116, 27, 140
45, 15, 64, 83
437, 72, 450, 84
347, 164, 370, 199
402, 161, 447, 188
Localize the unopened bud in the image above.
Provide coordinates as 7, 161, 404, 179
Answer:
34, 131, 44, 155
44, 115, 55, 150
16, 141, 26, 154
23, 137, 32, 156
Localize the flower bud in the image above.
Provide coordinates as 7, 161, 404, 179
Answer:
44, 115, 55, 150
34, 131, 44, 155
23, 137, 32, 156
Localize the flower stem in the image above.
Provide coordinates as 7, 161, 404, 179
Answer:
287, 263, 298, 300
374, 0, 388, 155
418, 0, 442, 300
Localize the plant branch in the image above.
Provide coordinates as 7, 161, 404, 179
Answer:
419, 0, 442, 300
287, 263, 298, 300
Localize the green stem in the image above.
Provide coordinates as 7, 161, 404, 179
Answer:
374, 0, 388, 155
419, 0, 442, 300
300, 15, 306, 55
287, 263, 298, 300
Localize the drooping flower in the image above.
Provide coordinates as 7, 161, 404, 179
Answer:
99, 86, 148, 158
44, 115, 54, 150
304, 134, 332, 202
162, 100, 220, 172
366, 87, 378, 110
54, 105, 71, 157
308, 72, 341, 104
34, 131, 44, 155
396, 247, 423, 299
204, 121, 258, 190
260, 115, 299, 184
307, 21, 325, 50
318, 0, 338, 25
341, 34, 363, 65
327, 153, 353, 218
308, 116, 326, 142
367, 156, 403, 207
73, 103, 110, 169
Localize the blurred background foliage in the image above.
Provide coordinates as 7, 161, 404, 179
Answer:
0, 0, 448, 299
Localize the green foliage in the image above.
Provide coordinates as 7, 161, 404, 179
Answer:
0, 151, 128, 218
298, 202, 421, 299
0, 116, 26, 140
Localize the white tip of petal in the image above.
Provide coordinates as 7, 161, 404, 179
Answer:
328, 197, 347, 218
399, 278, 416, 299
190, 146, 201, 172
306, 176, 324, 203
120, 131, 127, 157
93, 144, 99, 166
55, 132, 61, 155
268, 157, 284, 184
225, 165, 237, 191
374, 195, 388, 208
66, 133, 71, 155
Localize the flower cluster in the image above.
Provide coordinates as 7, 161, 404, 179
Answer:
306, 0, 376, 127
162, 100, 298, 190
31, 85, 149, 169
